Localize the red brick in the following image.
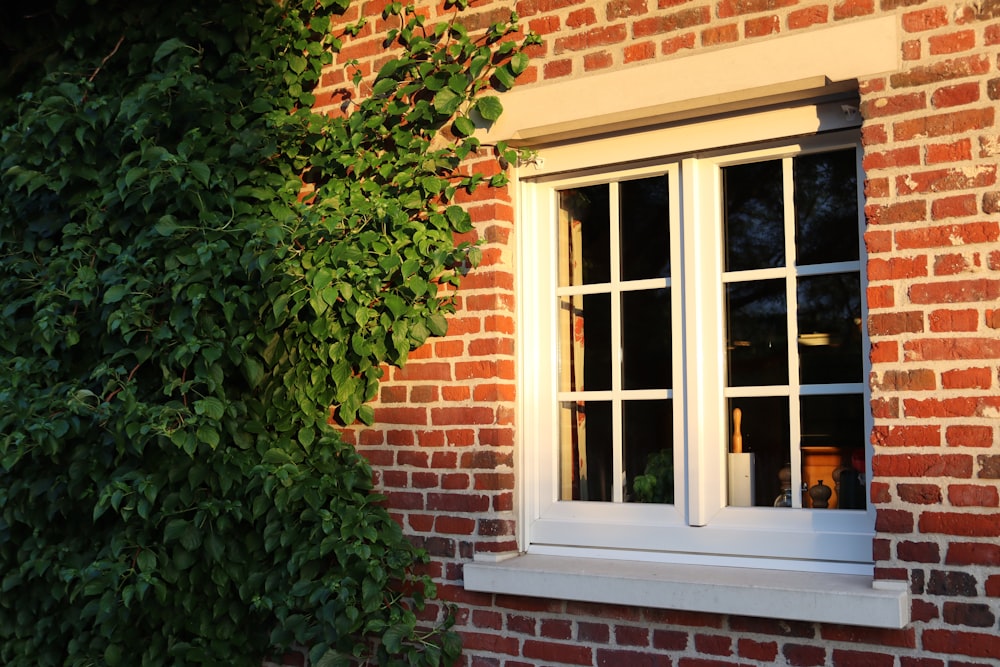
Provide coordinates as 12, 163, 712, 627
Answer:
928, 308, 978, 331
745, 15, 780, 36
865, 229, 893, 253
948, 484, 1000, 507
920, 511, 1000, 537
596, 650, 667, 667
393, 362, 452, 382
870, 340, 899, 363
554, 24, 628, 54
462, 631, 519, 656
427, 492, 490, 513
897, 165, 997, 196
896, 221, 1000, 249
435, 515, 476, 535
820, 624, 917, 648
507, 614, 537, 635
833, 0, 874, 19
566, 7, 598, 27
897, 483, 943, 504
933, 253, 974, 276
928, 29, 976, 55
634, 7, 710, 36
701, 23, 739, 45
375, 406, 428, 425
787, 5, 827, 28
615, 625, 650, 647
946, 424, 993, 447
926, 138, 973, 164
894, 107, 995, 141
868, 311, 924, 335
523, 640, 593, 665
624, 41, 656, 62
694, 633, 733, 656
543, 58, 573, 79
911, 336, 1000, 363
662, 32, 696, 54
442, 385, 470, 401
931, 82, 980, 108
947, 541, 1000, 565
922, 629, 1000, 659
931, 194, 978, 220
865, 200, 926, 225
474, 472, 515, 491
652, 628, 688, 650
871, 397, 900, 419
901, 7, 950, 32
862, 143, 921, 166
783, 643, 827, 666
873, 453, 973, 478
832, 650, 894, 666
739, 638, 779, 661
584, 51, 614, 70
867, 285, 894, 308
910, 279, 1000, 304
607, 0, 649, 19
716, 0, 795, 17
441, 473, 471, 490
869, 255, 927, 280
875, 508, 915, 533
897, 540, 941, 563
872, 424, 940, 445
540, 618, 573, 640
861, 91, 927, 120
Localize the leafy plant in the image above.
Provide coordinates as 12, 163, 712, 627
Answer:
632, 450, 675, 504
0, 1, 536, 665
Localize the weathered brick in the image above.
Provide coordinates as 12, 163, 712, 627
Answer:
948, 483, 1000, 507
897, 540, 941, 563
896, 483, 943, 504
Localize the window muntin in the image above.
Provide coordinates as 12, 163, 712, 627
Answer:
524, 130, 872, 572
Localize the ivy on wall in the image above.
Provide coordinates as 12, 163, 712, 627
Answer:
0, 1, 536, 665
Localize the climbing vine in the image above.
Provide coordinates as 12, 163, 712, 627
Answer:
0, 1, 536, 665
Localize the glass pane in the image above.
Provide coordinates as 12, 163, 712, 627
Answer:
794, 149, 860, 266
620, 175, 671, 281
559, 293, 611, 392
559, 185, 611, 286
723, 160, 785, 272
797, 274, 863, 384
624, 400, 673, 504
801, 394, 866, 510
726, 397, 790, 507
726, 280, 788, 387
559, 401, 613, 502
622, 288, 671, 390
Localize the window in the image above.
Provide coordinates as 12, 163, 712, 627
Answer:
517, 102, 875, 575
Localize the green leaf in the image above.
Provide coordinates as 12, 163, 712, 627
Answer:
433, 88, 462, 115
194, 397, 225, 420
103, 285, 128, 304
475, 96, 503, 121
153, 38, 186, 63
453, 116, 475, 137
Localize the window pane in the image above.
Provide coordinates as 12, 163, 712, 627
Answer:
624, 400, 673, 504
559, 401, 613, 501
622, 288, 672, 390
620, 175, 671, 281
801, 394, 866, 510
727, 397, 790, 507
559, 293, 611, 392
726, 280, 789, 387
559, 185, 611, 286
723, 160, 785, 272
794, 149, 860, 266
797, 274, 863, 384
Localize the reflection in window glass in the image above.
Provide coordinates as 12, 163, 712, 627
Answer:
558, 294, 611, 392
625, 400, 673, 504
620, 176, 671, 281
726, 397, 790, 507
560, 401, 613, 501
622, 289, 671, 390
726, 280, 789, 387
797, 274, 863, 384
723, 160, 784, 272
800, 395, 867, 510
794, 149, 860, 266
559, 185, 610, 286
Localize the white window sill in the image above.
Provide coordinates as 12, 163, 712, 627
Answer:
464, 553, 910, 629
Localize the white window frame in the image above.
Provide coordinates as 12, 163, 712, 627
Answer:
519, 108, 872, 574
466, 17, 909, 628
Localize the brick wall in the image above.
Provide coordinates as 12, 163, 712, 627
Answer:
311, 0, 1000, 664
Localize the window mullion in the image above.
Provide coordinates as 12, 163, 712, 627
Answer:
783, 156, 803, 508
609, 182, 624, 503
